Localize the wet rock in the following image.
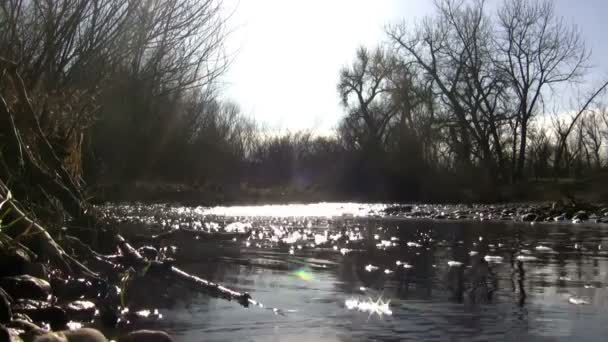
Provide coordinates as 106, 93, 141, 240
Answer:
0, 275, 51, 300
51, 277, 101, 300
97, 304, 118, 327
33, 306, 68, 331
12, 299, 48, 313
31, 328, 108, 342
0, 248, 31, 277
22, 263, 50, 281
137, 246, 158, 260
122, 308, 165, 325
12, 312, 33, 322
521, 213, 537, 222
554, 214, 566, 222
382, 205, 412, 216
63, 300, 96, 322
118, 330, 173, 342
13, 300, 68, 331
501, 209, 514, 216
410, 211, 426, 218
0, 287, 12, 323
572, 211, 589, 221
7, 318, 41, 334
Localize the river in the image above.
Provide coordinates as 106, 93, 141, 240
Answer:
106, 203, 608, 341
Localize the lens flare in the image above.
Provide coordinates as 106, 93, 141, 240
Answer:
293, 268, 313, 281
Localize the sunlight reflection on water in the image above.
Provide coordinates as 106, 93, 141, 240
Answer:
106, 202, 608, 342
198, 202, 387, 218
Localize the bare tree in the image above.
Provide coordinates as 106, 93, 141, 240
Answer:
527, 127, 552, 179
337, 46, 400, 150
553, 81, 608, 174
495, 0, 589, 179
387, 0, 508, 181
0, 0, 230, 213
582, 110, 604, 169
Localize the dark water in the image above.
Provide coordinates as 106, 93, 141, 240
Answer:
110, 203, 608, 342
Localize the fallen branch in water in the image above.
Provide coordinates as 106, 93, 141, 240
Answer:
2, 178, 275, 313
115, 234, 252, 305
114, 234, 286, 313
130, 228, 252, 246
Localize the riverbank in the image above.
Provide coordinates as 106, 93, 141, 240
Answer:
90, 181, 343, 206
91, 172, 608, 206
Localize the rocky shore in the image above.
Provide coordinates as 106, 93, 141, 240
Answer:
0, 243, 177, 341
382, 201, 608, 224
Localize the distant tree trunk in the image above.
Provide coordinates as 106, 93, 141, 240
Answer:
516, 118, 528, 180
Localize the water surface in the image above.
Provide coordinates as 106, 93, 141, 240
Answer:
108, 203, 608, 342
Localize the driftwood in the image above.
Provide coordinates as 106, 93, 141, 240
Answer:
130, 228, 252, 246
113, 235, 287, 314
114, 235, 254, 307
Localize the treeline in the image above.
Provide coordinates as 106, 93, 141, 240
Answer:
332, 0, 608, 201
2, 0, 608, 206
246, 0, 608, 202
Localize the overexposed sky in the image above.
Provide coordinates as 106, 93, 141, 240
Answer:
219, 0, 608, 134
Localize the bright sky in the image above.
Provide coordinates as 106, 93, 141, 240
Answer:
219, 0, 608, 134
